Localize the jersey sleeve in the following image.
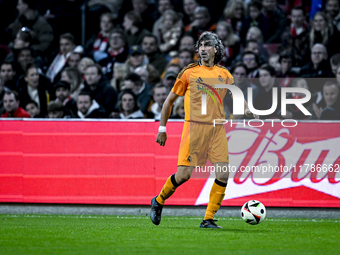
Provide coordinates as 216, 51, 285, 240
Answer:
171, 70, 188, 96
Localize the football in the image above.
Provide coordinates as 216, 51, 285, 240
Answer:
241, 200, 266, 225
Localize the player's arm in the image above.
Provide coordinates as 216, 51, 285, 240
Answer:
156, 91, 179, 146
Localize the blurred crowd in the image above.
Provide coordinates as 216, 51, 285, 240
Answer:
0, 0, 340, 120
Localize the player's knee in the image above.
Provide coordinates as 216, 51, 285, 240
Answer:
176, 171, 191, 184
216, 173, 229, 184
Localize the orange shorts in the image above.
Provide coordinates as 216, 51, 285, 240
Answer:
177, 121, 229, 167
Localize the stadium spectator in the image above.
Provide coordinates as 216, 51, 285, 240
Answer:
75, 91, 107, 118
276, 51, 296, 87
179, 34, 195, 51
122, 10, 150, 48
25, 99, 44, 118
111, 89, 144, 119
170, 96, 185, 119
312, 80, 340, 120
67, 52, 82, 69
7, 0, 54, 54
82, 64, 117, 115
225, 63, 259, 118
239, 0, 271, 44
85, 12, 115, 58
309, 11, 340, 58
163, 63, 181, 77
152, 0, 175, 36
47, 101, 73, 118
130, 0, 156, 32
254, 64, 284, 119
97, 28, 129, 79
134, 66, 149, 84
215, 21, 240, 67
0, 76, 5, 115
60, 67, 84, 101
262, 0, 286, 43
122, 72, 152, 113
325, 0, 340, 31
87, 0, 123, 24
77, 57, 95, 77
330, 53, 340, 76
16, 48, 43, 74
336, 64, 340, 84
300, 44, 333, 79
185, 6, 216, 41
1, 90, 31, 118
288, 78, 318, 120
245, 28, 269, 61
53, 80, 77, 115
46, 33, 77, 83
234, 39, 268, 66
149, 83, 169, 120
178, 49, 195, 69
136, 64, 160, 86
242, 51, 260, 78
157, 10, 183, 55
18, 64, 49, 116
141, 34, 168, 74
0, 62, 18, 91
125, 45, 148, 72
110, 63, 131, 92
162, 71, 177, 90
5, 27, 35, 66
221, 0, 246, 36
182, 0, 200, 27
268, 54, 281, 73
285, 6, 310, 68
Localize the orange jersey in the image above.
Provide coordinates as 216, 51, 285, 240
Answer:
172, 62, 234, 124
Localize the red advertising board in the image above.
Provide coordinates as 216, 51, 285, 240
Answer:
0, 120, 339, 207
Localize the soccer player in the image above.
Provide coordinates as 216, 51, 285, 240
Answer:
150, 31, 256, 228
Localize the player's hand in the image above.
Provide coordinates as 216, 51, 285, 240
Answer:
156, 132, 167, 146
245, 108, 259, 119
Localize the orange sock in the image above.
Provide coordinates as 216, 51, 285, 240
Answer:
204, 179, 227, 220
156, 174, 179, 205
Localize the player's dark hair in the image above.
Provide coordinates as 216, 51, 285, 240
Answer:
24, 63, 39, 77
60, 33, 75, 44
230, 62, 248, 74
279, 50, 293, 63
78, 91, 93, 101
125, 73, 143, 86
4, 90, 20, 101
291, 5, 306, 16
25, 99, 39, 108
85, 63, 103, 76
242, 51, 259, 64
248, 0, 262, 11
259, 64, 276, 77
179, 48, 194, 59
195, 31, 224, 64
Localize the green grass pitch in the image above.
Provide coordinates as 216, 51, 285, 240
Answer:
0, 214, 338, 255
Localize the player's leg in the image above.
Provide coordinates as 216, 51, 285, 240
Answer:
150, 166, 193, 225
201, 125, 229, 228
156, 165, 194, 205
203, 162, 229, 220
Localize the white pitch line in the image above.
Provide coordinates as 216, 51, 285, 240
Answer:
1, 214, 339, 223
